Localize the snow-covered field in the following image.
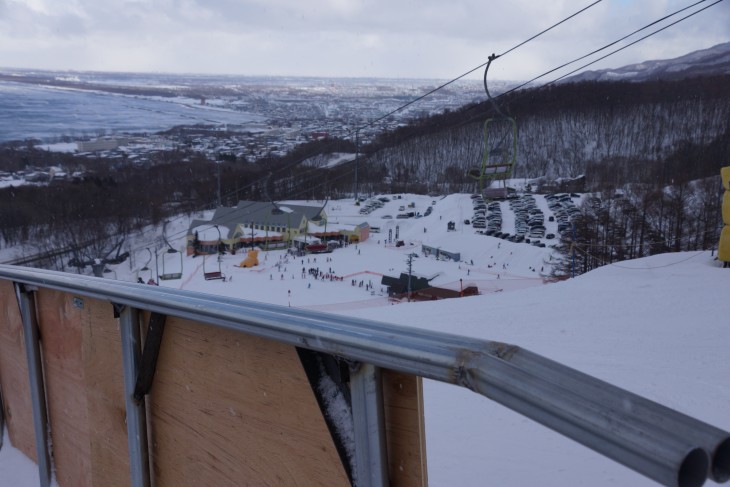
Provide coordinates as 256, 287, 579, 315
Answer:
0, 80, 264, 143
1, 193, 728, 487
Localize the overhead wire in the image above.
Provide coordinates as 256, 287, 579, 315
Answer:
157, 0, 608, 228
497, 0, 724, 97
349, 0, 605, 136
346, 0, 728, 180
547, 0, 725, 84
84, 0, 724, 262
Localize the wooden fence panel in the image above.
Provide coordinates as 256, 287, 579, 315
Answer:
35, 289, 92, 487
37, 289, 129, 486
0, 283, 428, 486
0, 280, 35, 462
147, 316, 351, 487
79, 296, 130, 487
383, 370, 428, 487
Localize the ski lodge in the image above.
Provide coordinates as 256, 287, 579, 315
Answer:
186, 201, 369, 255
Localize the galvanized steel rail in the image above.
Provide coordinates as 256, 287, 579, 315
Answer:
0, 264, 728, 487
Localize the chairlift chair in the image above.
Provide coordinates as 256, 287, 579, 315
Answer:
467, 53, 518, 195
468, 117, 517, 193
159, 247, 183, 281
203, 254, 225, 281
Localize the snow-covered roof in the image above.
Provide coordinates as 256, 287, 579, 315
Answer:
191, 201, 326, 239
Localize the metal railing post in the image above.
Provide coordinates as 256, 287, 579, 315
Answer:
119, 306, 151, 487
0, 384, 4, 450
14, 284, 52, 487
350, 363, 389, 487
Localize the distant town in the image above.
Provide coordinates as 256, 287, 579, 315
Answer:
0, 72, 499, 187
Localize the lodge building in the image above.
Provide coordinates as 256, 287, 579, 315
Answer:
187, 201, 369, 255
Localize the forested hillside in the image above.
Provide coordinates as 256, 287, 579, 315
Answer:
361, 76, 730, 193
1, 75, 728, 272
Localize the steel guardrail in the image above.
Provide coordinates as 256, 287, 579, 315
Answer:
0, 264, 727, 487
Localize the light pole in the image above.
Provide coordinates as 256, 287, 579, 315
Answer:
216, 162, 222, 207
354, 129, 359, 203
406, 253, 414, 302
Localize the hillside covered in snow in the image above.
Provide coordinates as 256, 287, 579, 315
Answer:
1, 193, 728, 487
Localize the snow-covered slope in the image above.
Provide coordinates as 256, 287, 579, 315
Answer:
1, 194, 728, 487
351, 251, 729, 486
565, 41, 730, 83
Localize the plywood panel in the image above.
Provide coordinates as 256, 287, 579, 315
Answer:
148, 316, 350, 487
382, 370, 428, 487
36, 289, 92, 487
0, 280, 36, 462
1, 281, 429, 487
39, 291, 132, 487
80, 296, 130, 487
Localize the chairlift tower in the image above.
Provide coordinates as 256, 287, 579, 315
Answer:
406, 253, 415, 302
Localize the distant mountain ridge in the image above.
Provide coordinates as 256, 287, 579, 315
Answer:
564, 41, 730, 82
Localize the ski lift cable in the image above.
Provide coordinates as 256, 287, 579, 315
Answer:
60, 3, 609, 263
400, 0, 726, 145
434, 0, 723, 132
348, 0, 604, 136
112, 1, 608, 254
99, 2, 720, 260
498, 0, 722, 98
546, 0, 724, 84
111, 0, 720, 249
497, 0, 604, 59
265, 1, 719, 187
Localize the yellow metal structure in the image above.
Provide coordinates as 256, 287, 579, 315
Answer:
238, 249, 259, 268
721, 166, 730, 265
718, 226, 730, 263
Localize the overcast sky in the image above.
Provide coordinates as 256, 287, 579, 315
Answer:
1, 0, 728, 80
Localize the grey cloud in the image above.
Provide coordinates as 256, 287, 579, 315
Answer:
0, 0, 728, 79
